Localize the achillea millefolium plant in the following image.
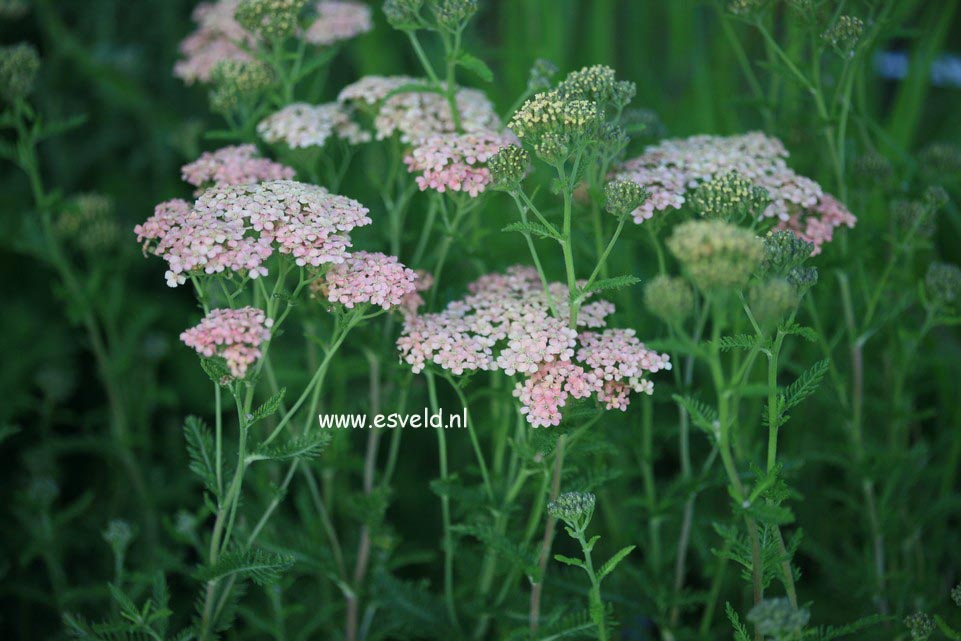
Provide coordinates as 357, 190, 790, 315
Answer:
1, 1, 960, 640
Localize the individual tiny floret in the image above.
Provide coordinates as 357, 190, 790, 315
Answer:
180, 306, 274, 378
322, 251, 418, 310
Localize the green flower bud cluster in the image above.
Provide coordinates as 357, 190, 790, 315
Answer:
555, 64, 635, 112
57, 193, 120, 253
762, 230, 813, 277
747, 598, 810, 639
644, 275, 694, 325
102, 519, 136, 554
548, 491, 596, 530
0, 42, 40, 101
727, 0, 768, 16
383, 0, 423, 29
904, 612, 934, 641
604, 179, 648, 217
208, 59, 273, 113
667, 220, 764, 292
787, 266, 818, 294
919, 142, 961, 184
823, 15, 864, 53
488, 145, 530, 190
749, 278, 799, 327
235, 0, 306, 39
892, 199, 936, 239
925, 262, 961, 307
432, 0, 477, 31
852, 151, 894, 188
527, 58, 558, 93
689, 171, 769, 222
952, 584, 961, 607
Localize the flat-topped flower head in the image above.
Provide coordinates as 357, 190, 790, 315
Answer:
135, 180, 370, 287
611, 132, 855, 242
339, 75, 500, 143
257, 102, 370, 149
925, 262, 961, 307
904, 613, 934, 641
404, 131, 518, 197
181, 306, 273, 378
321, 251, 418, 310
174, 0, 255, 84
305, 0, 372, 45
397, 265, 668, 426
667, 220, 764, 292
182, 145, 296, 191
823, 15, 864, 54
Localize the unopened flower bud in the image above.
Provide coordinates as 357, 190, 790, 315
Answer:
823, 15, 864, 53
432, 0, 477, 30
383, 0, 423, 29
208, 59, 273, 113
488, 144, 530, 190
750, 278, 799, 327
527, 58, 558, 92
102, 519, 136, 554
762, 230, 814, 277
644, 275, 694, 325
747, 598, 810, 638
235, 0, 306, 39
548, 491, 596, 528
919, 143, 961, 184
0, 42, 39, 101
904, 612, 934, 641
853, 151, 893, 188
604, 179, 648, 217
925, 262, 961, 307
667, 220, 763, 292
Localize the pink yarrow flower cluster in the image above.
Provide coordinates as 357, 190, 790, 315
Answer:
181, 145, 296, 191
338, 75, 501, 143
174, 0, 369, 84
397, 266, 670, 426
404, 131, 519, 197
304, 0, 372, 45
135, 180, 371, 287
174, 0, 254, 84
180, 306, 273, 378
776, 194, 857, 255
611, 132, 856, 249
257, 102, 371, 149
321, 251, 418, 310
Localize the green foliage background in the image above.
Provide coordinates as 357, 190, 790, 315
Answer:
1, 1, 960, 640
